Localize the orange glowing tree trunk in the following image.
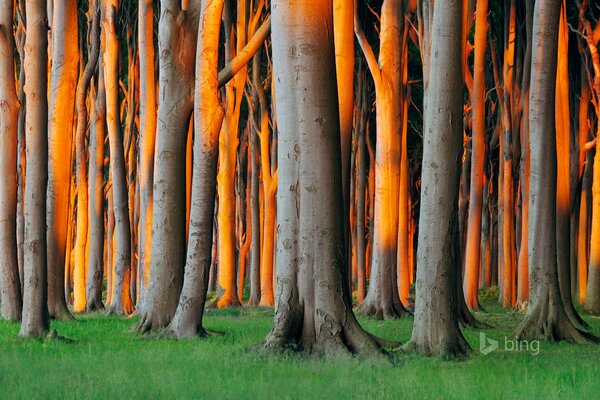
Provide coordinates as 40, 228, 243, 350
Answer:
46, 0, 79, 321
73, 1, 100, 313
463, 0, 488, 310
583, 7, 600, 315
102, 0, 133, 316
136, 0, 156, 312
0, 0, 22, 321
354, 0, 407, 319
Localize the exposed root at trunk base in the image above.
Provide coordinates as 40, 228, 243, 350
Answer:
515, 302, 599, 344
354, 299, 409, 320
209, 295, 242, 309
105, 303, 134, 317
459, 297, 492, 329
85, 300, 105, 313
264, 309, 391, 360
130, 311, 172, 335
403, 331, 472, 361
48, 305, 74, 321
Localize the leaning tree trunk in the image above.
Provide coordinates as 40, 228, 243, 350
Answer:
164, 0, 225, 339
264, 0, 386, 357
0, 0, 23, 321
515, 0, 596, 344
46, 0, 78, 321
404, 0, 471, 359
20, 0, 50, 338
102, 0, 133, 316
135, 0, 199, 332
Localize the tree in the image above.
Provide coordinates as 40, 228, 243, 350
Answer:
264, 0, 385, 356
46, 0, 79, 321
404, 0, 471, 359
515, 0, 596, 343
20, 0, 50, 338
463, 0, 488, 311
0, 0, 22, 321
136, 0, 200, 332
354, 0, 408, 320
73, 0, 100, 313
164, 0, 225, 338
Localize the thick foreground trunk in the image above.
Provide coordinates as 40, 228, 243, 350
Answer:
264, 0, 386, 357
404, 0, 471, 359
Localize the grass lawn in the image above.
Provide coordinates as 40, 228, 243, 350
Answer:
1, 298, 599, 399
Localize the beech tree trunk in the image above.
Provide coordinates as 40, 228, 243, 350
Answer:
86, 63, 106, 312
515, 0, 596, 343
165, 0, 225, 338
354, 0, 407, 320
264, 0, 385, 356
136, 0, 157, 313
73, 2, 100, 313
136, 0, 199, 332
20, 0, 50, 337
404, 0, 471, 359
102, 0, 133, 316
46, 0, 78, 321
463, 0, 488, 311
0, 0, 22, 321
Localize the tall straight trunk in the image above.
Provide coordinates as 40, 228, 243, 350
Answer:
355, 0, 407, 320
554, 1, 587, 329
0, 0, 22, 321
405, 0, 471, 359
256, 51, 277, 307
584, 23, 600, 314
463, 0, 488, 310
264, 0, 385, 357
136, 0, 157, 312
135, 0, 199, 332
46, 0, 78, 321
334, 0, 354, 282
356, 66, 368, 302
165, 0, 225, 338
247, 53, 262, 307
73, 2, 100, 313
515, 0, 596, 343
86, 65, 106, 312
20, 0, 50, 337
102, 0, 133, 316
516, 0, 533, 309
16, 3, 26, 295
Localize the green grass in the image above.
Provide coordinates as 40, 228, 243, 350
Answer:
1, 300, 600, 400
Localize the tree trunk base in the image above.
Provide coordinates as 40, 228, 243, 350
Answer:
106, 302, 133, 317
48, 303, 74, 321
85, 300, 104, 313
354, 299, 409, 320
403, 327, 472, 360
515, 300, 598, 344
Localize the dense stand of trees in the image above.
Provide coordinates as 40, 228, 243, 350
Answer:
1, 0, 600, 359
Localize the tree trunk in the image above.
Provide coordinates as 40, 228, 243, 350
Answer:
405, 0, 471, 359
264, 0, 386, 357
20, 0, 50, 337
86, 63, 106, 312
0, 0, 23, 321
463, 0, 488, 310
46, 0, 78, 321
354, 0, 407, 320
102, 0, 133, 316
73, 2, 100, 313
515, 0, 596, 343
164, 0, 225, 338
135, 0, 199, 332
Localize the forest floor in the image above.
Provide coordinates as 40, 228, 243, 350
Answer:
1, 293, 600, 399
